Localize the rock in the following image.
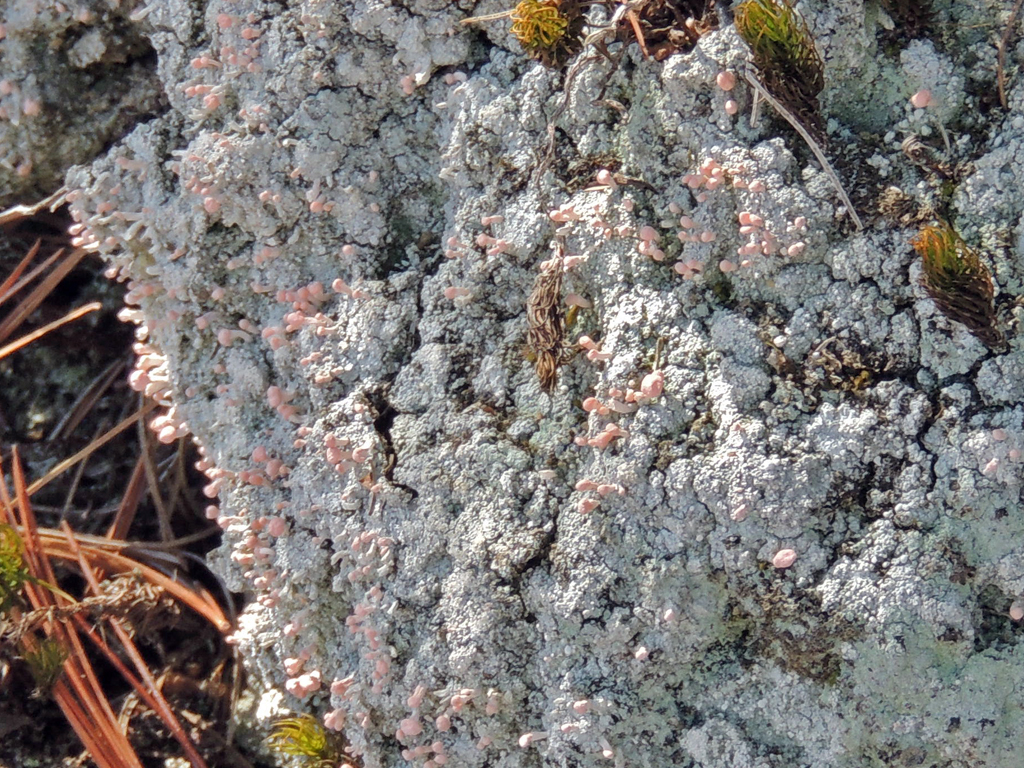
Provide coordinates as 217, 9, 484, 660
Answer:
57, 0, 1024, 765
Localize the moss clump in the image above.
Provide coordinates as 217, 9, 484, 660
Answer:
734, 0, 825, 142
266, 714, 346, 767
0, 524, 30, 614
510, 0, 586, 68
912, 221, 1003, 349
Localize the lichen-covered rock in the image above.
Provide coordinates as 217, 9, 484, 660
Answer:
61, 0, 1024, 766
0, 0, 165, 207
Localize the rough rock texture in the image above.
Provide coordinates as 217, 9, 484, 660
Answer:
0, 0, 166, 207
60, 0, 1024, 766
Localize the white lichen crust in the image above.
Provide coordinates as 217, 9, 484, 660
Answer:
59, 0, 1024, 766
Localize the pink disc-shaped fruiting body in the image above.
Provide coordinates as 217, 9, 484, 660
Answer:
772, 548, 797, 568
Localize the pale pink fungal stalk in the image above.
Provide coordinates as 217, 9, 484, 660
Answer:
772, 548, 797, 568
639, 225, 659, 242
486, 694, 500, 715
1011, 601, 1024, 622
324, 709, 345, 731
673, 262, 693, 278
407, 685, 427, 708
486, 239, 510, 256
724, 99, 738, 115
444, 286, 472, 300
595, 169, 617, 189
21, 97, 41, 116
518, 732, 548, 748
549, 203, 580, 222
910, 88, 934, 109
566, 293, 592, 308
331, 675, 354, 696
284, 670, 322, 698
399, 717, 423, 737
640, 370, 664, 398
216, 328, 252, 347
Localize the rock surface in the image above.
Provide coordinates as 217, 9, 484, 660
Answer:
51, 0, 1024, 766
0, 0, 165, 207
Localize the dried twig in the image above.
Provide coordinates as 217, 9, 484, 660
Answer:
0, 187, 68, 228
997, 0, 1024, 109
742, 69, 864, 230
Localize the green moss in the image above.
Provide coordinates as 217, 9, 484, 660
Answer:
265, 714, 342, 767
912, 221, 1003, 349
734, 0, 825, 141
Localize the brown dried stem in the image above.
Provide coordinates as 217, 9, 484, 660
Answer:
997, 0, 1024, 109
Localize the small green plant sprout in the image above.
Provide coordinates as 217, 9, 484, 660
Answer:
0, 524, 74, 614
22, 636, 69, 694
0, 523, 30, 613
266, 714, 346, 767
461, 0, 586, 69
912, 221, 1004, 349
734, 0, 825, 143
